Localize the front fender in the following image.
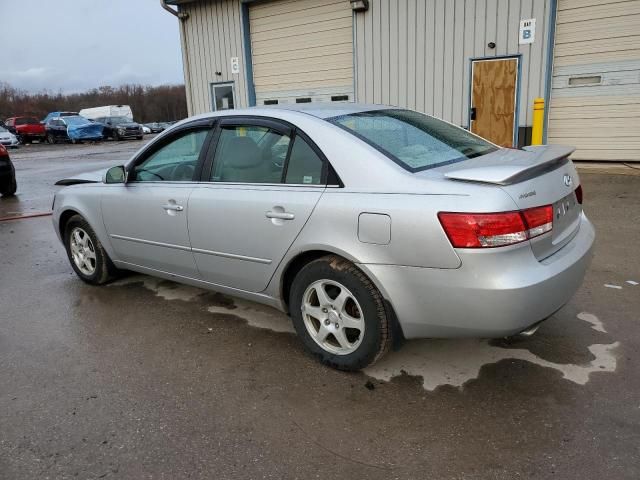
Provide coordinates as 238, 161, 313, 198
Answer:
52, 185, 118, 261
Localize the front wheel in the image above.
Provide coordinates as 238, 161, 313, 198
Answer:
289, 255, 392, 371
1, 176, 17, 196
64, 214, 119, 285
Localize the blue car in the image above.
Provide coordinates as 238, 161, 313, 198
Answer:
45, 115, 103, 144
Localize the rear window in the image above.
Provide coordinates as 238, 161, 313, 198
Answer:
329, 109, 497, 172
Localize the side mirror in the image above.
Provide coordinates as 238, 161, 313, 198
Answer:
105, 165, 126, 184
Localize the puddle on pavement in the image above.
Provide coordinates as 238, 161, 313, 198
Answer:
111, 276, 619, 391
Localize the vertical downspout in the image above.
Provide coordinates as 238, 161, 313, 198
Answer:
160, 0, 194, 116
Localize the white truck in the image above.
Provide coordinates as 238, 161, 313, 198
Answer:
79, 105, 133, 121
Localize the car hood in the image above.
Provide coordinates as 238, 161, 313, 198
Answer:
113, 122, 140, 128
55, 168, 107, 186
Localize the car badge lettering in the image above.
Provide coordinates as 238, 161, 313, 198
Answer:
519, 190, 536, 200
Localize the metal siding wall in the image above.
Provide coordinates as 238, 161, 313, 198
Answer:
354, 0, 551, 127
181, 0, 248, 115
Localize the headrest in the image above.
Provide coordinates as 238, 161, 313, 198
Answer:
223, 136, 261, 169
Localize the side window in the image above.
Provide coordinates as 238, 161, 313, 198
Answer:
133, 129, 209, 182
211, 125, 290, 183
285, 136, 324, 185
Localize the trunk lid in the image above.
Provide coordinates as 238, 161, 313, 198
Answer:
438, 145, 582, 260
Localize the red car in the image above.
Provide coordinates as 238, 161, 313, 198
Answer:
4, 116, 46, 144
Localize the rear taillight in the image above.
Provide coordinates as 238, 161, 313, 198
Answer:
575, 185, 583, 204
438, 205, 553, 248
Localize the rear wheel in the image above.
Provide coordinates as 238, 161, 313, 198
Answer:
289, 255, 391, 371
64, 214, 119, 285
113, 131, 120, 141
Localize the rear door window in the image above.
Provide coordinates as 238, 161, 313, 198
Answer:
284, 136, 324, 185
210, 125, 290, 183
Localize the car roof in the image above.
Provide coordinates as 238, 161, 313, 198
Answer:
261, 102, 393, 119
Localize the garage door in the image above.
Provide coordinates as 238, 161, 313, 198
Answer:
547, 0, 640, 161
249, 0, 354, 105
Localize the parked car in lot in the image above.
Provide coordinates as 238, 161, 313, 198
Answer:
45, 115, 104, 144
142, 125, 151, 134
4, 116, 46, 144
144, 122, 166, 133
0, 143, 17, 196
0, 126, 20, 148
51, 104, 594, 371
95, 116, 143, 140
43, 111, 78, 124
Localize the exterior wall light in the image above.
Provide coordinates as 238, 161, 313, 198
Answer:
350, 0, 369, 12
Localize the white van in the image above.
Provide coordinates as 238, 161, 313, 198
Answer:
79, 105, 133, 121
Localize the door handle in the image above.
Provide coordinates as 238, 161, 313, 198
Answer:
266, 211, 295, 220
162, 204, 184, 212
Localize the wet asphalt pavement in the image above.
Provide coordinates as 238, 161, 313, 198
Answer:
1, 142, 639, 479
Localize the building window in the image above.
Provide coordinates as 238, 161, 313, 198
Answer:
264, 99, 278, 105
211, 82, 235, 111
295, 98, 312, 103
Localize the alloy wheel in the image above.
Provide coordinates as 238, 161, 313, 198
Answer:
69, 227, 97, 276
301, 279, 365, 355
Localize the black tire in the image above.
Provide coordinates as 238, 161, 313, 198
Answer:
112, 131, 120, 141
136, 136, 143, 140
47, 133, 56, 144
289, 255, 391, 371
1, 176, 17, 196
63, 214, 119, 285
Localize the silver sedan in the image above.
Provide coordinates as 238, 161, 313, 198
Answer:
52, 104, 594, 370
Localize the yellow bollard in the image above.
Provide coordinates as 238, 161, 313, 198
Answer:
531, 97, 545, 145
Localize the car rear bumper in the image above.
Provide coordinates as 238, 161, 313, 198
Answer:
359, 212, 595, 339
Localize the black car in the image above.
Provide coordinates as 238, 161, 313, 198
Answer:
95, 116, 143, 141
144, 122, 166, 133
0, 143, 17, 197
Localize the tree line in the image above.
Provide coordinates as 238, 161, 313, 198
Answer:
0, 83, 188, 123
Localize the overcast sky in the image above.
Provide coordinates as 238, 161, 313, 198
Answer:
0, 0, 184, 93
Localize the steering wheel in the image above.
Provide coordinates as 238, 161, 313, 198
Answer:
172, 163, 195, 181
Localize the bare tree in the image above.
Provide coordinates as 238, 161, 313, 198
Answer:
0, 83, 188, 123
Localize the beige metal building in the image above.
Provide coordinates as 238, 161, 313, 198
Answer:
166, 0, 640, 160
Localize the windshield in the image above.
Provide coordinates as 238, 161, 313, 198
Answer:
15, 117, 40, 126
329, 109, 497, 172
109, 116, 130, 125
63, 116, 90, 126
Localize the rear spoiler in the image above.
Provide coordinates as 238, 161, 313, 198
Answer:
444, 145, 575, 186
